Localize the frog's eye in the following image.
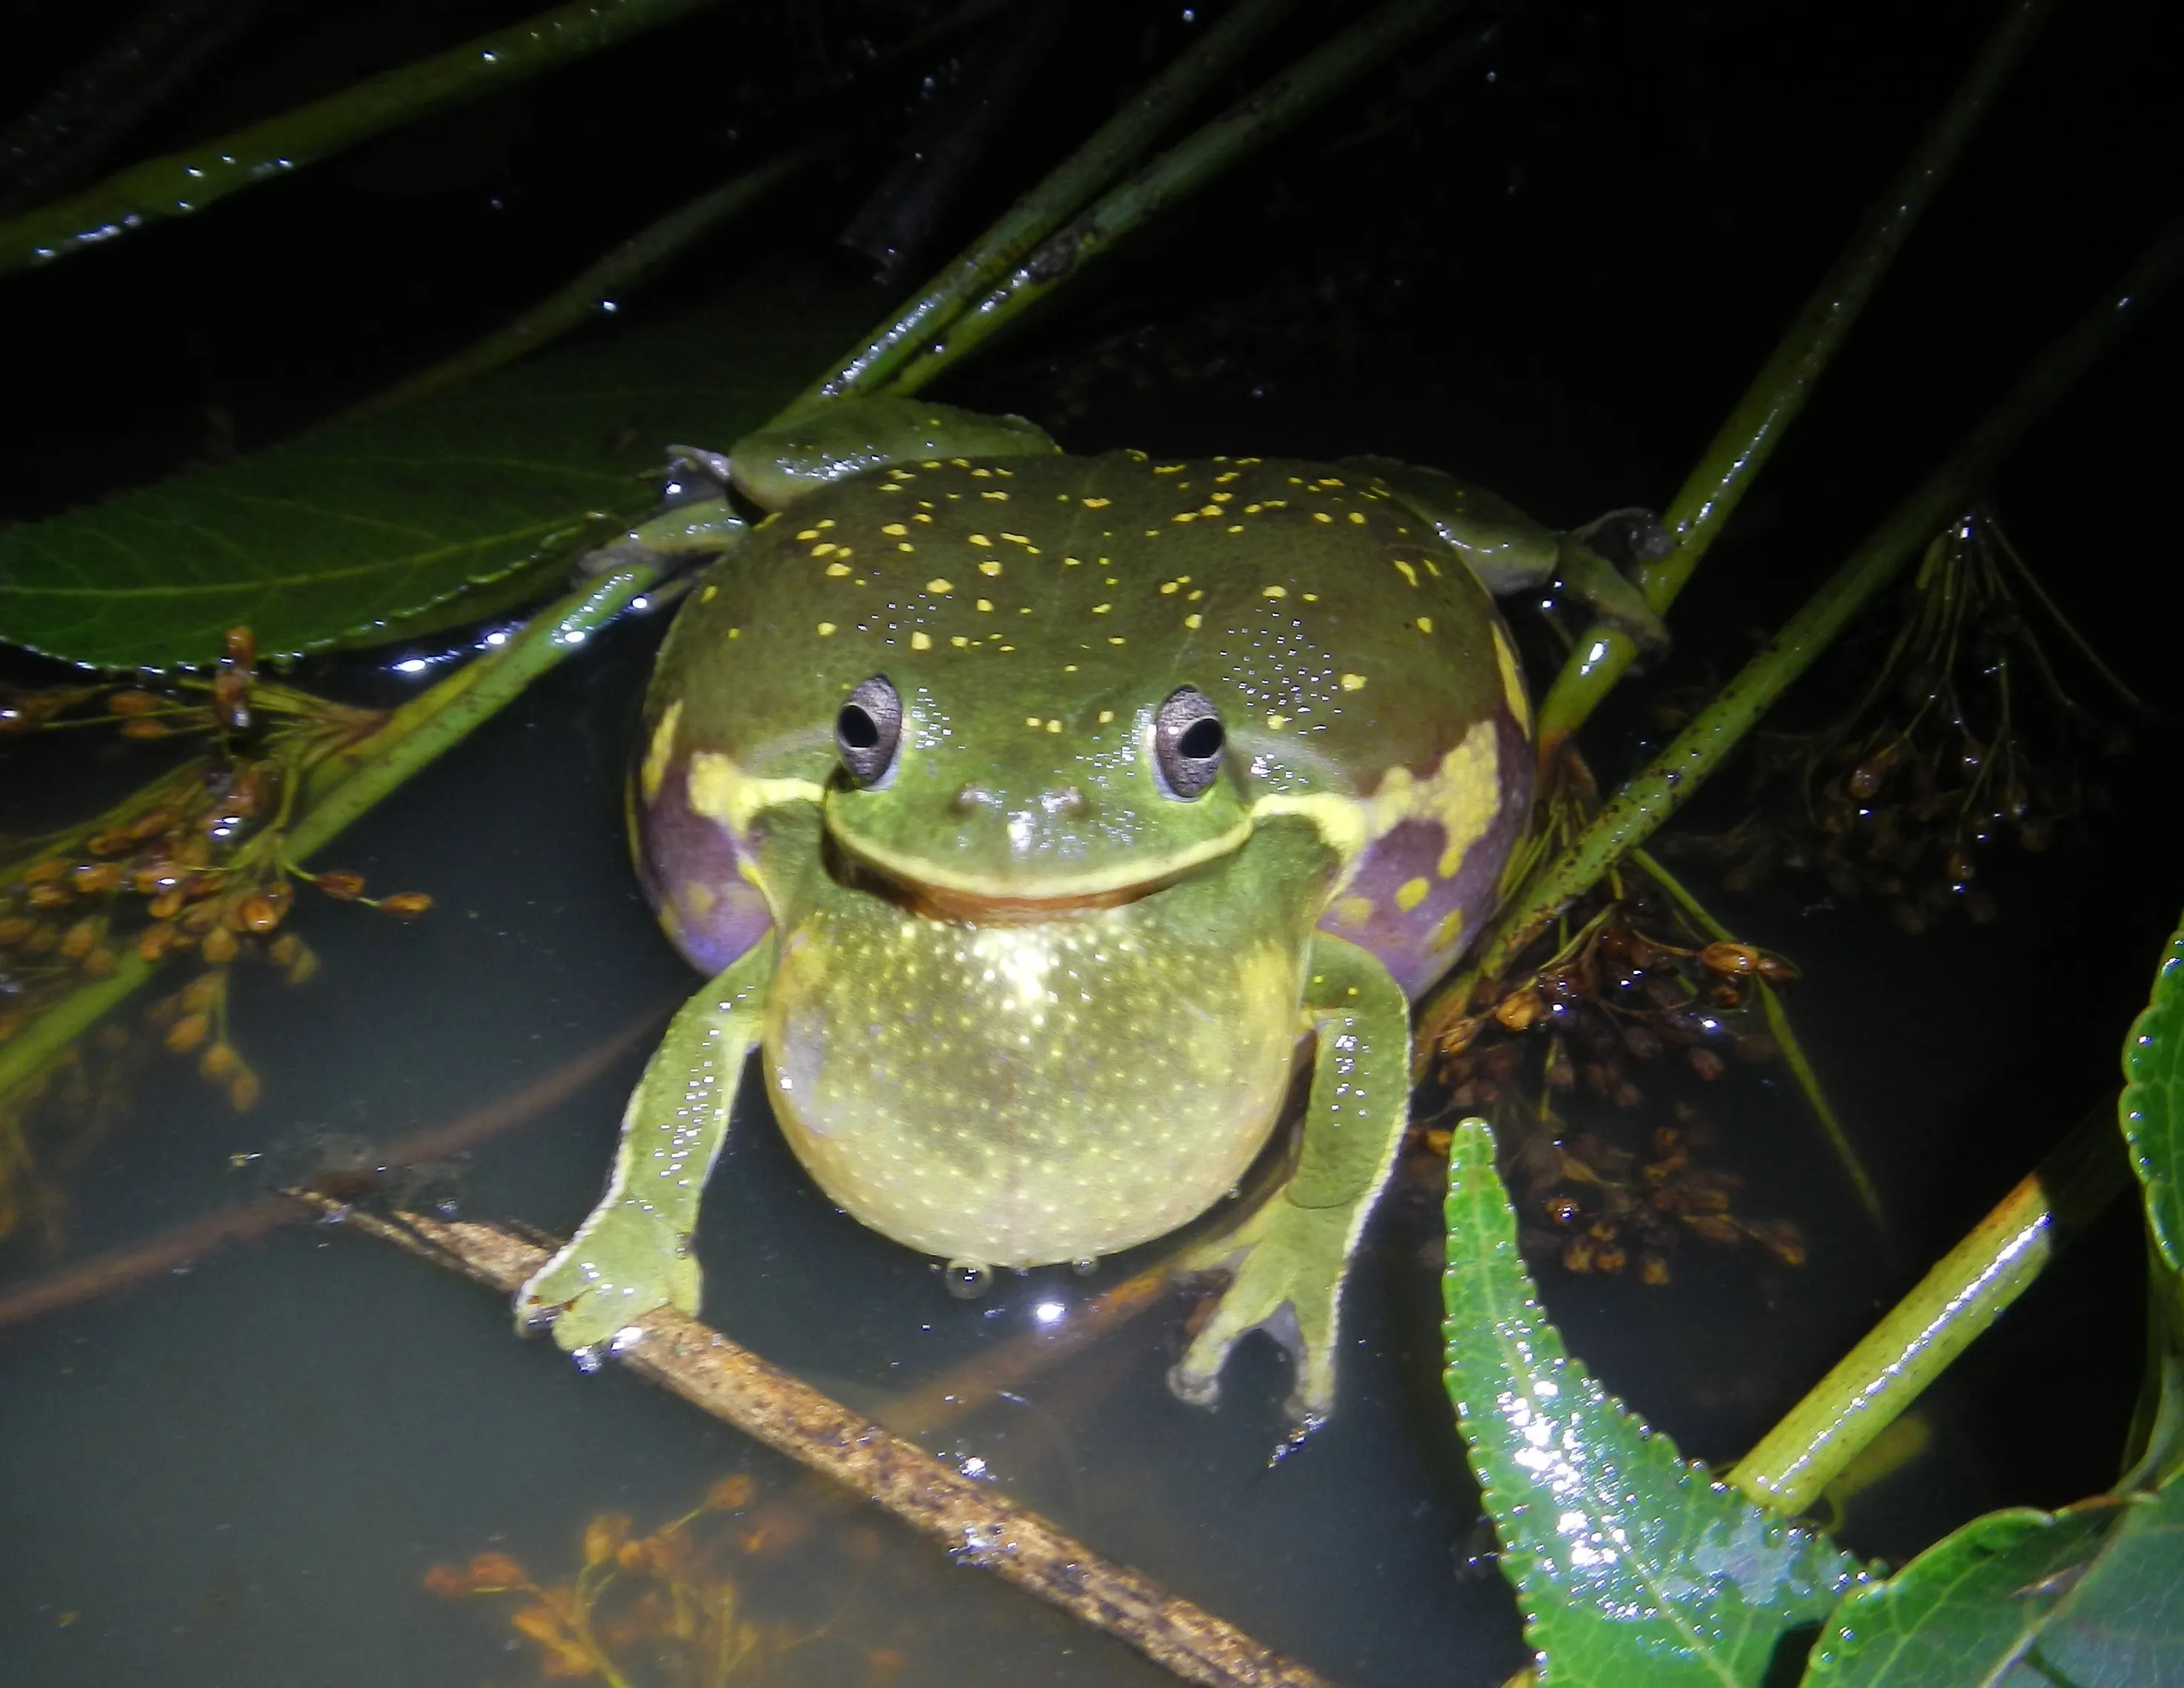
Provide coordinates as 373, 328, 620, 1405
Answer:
836, 675, 902, 787
1153, 686, 1224, 800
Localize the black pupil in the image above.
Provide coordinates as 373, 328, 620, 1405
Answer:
1175, 718, 1223, 761
838, 704, 879, 749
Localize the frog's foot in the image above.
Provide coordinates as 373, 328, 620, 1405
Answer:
1166, 1198, 1352, 1431
513, 1201, 702, 1355
1557, 515, 1671, 660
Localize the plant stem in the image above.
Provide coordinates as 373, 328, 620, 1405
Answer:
0, 956, 152, 1111
352, 151, 816, 417
304, 1195, 1338, 1688
1728, 1102, 2128, 1515
0, 0, 728, 278
1533, 0, 2052, 756
1632, 845, 1885, 1228
293, 563, 660, 857
881, 0, 1461, 398
791, 0, 1301, 410
1415, 213, 2184, 1055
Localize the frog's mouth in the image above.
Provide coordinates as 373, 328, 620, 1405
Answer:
825, 825, 1248, 924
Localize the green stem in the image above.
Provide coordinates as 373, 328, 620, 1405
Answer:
881, 0, 1460, 398
351, 150, 815, 417
0, 956, 153, 1110
1436, 214, 2184, 1023
292, 564, 661, 857
793, 0, 1301, 410
1533, 0, 2052, 755
1728, 1102, 2128, 1514
0, 0, 728, 278
1631, 845, 1886, 1228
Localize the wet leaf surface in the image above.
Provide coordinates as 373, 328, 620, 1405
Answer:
1803, 1470, 2184, 1686
2122, 917, 2184, 1273
0, 275, 869, 670
1440, 1118, 1864, 1687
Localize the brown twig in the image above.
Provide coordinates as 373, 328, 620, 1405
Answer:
299, 1195, 1338, 1688
0, 1001, 667, 1329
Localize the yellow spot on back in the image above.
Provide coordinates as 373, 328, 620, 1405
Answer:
1082, 498, 1110, 509
1108, 635, 1126, 646
950, 635, 969, 647
812, 542, 838, 557
1025, 716, 1042, 728
825, 561, 850, 576
1341, 673, 1367, 691
882, 523, 908, 536
979, 559, 1003, 576
1348, 511, 1367, 524
1265, 713, 1290, 730
910, 630, 932, 650
1431, 908, 1467, 952
816, 621, 836, 636
976, 598, 994, 612
1092, 603, 1111, 614
700, 584, 718, 603
1416, 616, 1434, 634
1262, 585, 1287, 598
1098, 710, 1114, 724
795, 529, 820, 541
1331, 895, 1375, 928
969, 533, 992, 546
1394, 558, 1419, 587
1396, 876, 1431, 913
982, 490, 1008, 500
926, 578, 953, 593
1045, 719, 1062, 733
1184, 613, 1203, 629
1313, 511, 1333, 524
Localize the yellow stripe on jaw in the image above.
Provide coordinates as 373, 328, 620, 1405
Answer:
1251, 717, 1502, 894
686, 750, 825, 834
833, 813, 1254, 903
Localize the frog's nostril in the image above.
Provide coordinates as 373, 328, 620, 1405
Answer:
1040, 786, 1087, 817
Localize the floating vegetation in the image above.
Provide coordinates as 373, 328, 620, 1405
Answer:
425, 1475, 904, 1688
1, 629, 435, 1239
1656, 505, 2143, 934
1419, 864, 1805, 1286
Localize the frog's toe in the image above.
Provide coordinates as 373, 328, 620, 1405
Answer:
513, 1207, 702, 1354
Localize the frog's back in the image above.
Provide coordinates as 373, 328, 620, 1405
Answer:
640, 452, 1534, 995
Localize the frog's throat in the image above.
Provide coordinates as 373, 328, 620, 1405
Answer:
825, 813, 1253, 916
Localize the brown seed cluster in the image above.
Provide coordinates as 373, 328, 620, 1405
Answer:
1657, 505, 2134, 935
422, 1472, 908, 1685
1, 630, 422, 1113
1423, 885, 1803, 1285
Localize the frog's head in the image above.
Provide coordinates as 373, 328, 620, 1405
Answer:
822, 668, 1251, 915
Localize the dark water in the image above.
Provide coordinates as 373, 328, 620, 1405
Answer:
4, 2, 2180, 1684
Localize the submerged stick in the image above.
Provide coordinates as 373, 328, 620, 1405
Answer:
1728, 1103, 2128, 1514
0, 1002, 665, 1330
302, 1197, 1336, 1688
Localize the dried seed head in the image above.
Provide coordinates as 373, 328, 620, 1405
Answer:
379, 892, 433, 919
166, 1013, 211, 1054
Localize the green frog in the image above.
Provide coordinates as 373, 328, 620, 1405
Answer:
515, 398, 1663, 1427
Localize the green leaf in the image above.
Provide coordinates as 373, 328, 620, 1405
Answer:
0, 276, 873, 670
1440, 1118, 1865, 1686
1803, 1470, 2184, 1686
2122, 918, 2184, 1273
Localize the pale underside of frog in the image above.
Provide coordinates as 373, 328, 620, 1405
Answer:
513, 397, 1665, 1429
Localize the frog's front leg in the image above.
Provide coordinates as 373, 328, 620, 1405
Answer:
515, 933, 776, 1352
1168, 931, 1411, 1430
